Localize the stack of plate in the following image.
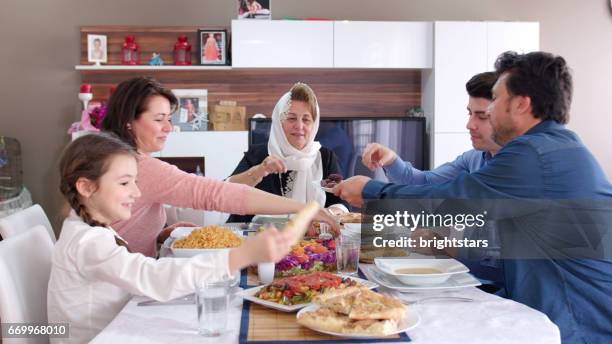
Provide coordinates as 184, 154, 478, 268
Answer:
361, 258, 481, 292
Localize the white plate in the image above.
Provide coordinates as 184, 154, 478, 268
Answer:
237, 276, 378, 312
375, 258, 469, 285
170, 226, 243, 258
296, 304, 420, 338
361, 265, 481, 292
312, 180, 334, 193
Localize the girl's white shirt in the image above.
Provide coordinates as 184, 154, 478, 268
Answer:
47, 210, 232, 344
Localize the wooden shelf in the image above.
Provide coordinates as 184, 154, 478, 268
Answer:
75, 65, 232, 71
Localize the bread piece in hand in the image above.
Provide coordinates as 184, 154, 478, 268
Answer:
283, 201, 321, 243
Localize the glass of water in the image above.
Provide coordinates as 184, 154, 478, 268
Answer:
336, 234, 360, 277
196, 278, 232, 336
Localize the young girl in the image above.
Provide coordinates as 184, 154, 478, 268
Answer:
47, 133, 303, 343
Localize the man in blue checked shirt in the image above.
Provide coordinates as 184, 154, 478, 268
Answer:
361, 71, 503, 289
334, 51, 612, 344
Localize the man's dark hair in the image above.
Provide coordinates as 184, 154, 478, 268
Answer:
494, 51, 572, 124
465, 71, 498, 100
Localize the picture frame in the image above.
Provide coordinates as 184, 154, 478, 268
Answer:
198, 30, 228, 65
87, 34, 108, 66
171, 89, 208, 132
237, 0, 271, 20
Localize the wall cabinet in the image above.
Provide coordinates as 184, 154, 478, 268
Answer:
232, 20, 432, 69
231, 20, 334, 68
333, 21, 432, 68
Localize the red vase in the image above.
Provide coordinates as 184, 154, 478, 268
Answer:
174, 35, 192, 65
121, 35, 140, 65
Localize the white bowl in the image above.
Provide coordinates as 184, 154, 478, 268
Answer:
374, 258, 469, 285
169, 226, 243, 258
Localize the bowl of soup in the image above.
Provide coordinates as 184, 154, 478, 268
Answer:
374, 258, 469, 285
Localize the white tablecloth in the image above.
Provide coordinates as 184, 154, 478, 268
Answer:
91, 276, 560, 344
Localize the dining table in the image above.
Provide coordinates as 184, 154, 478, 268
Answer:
91, 265, 560, 344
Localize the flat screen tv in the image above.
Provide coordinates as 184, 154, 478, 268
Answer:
248, 117, 428, 182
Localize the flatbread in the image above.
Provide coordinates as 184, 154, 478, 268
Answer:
283, 202, 320, 243
339, 212, 362, 224
297, 307, 398, 336
313, 286, 367, 314
297, 307, 349, 333
315, 288, 406, 321
349, 290, 405, 322
343, 318, 398, 336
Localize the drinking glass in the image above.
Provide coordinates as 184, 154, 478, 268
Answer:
336, 235, 360, 277
196, 278, 231, 336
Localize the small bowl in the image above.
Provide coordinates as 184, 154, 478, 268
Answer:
374, 258, 469, 285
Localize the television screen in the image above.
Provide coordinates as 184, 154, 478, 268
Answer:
249, 117, 427, 182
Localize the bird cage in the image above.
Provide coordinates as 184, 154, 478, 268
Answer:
0, 136, 23, 201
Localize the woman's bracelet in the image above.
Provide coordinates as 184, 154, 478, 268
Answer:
246, 165, 263, 183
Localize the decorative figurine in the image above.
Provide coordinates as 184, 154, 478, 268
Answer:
121, 35, 139, 65
173, 35, 192, 65
148, 53, 164, 66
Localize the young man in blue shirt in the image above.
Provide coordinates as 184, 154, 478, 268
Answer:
334, 51, 612, 343
361, 71, 503, 287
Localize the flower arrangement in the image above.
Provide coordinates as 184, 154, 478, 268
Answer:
67, 102, 107, 134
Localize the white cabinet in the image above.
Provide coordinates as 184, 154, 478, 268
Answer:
231, 20, 334, 68
432, 22, 487, 134
486, 22, 539, 70
333, 21, 432, 68
433, 133, 474, 168
155, 131, 249, 181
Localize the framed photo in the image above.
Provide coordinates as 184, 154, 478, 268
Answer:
171, 89, 208, 131
198, 30, 228, 65
238, 0, 271, 19
87, 34, 107, 65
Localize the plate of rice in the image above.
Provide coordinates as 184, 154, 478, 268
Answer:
170, 225, 244, 257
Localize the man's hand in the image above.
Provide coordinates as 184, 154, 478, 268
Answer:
362, 143, 398, 171
332, 176, 371, 208
311, 208, 340, 235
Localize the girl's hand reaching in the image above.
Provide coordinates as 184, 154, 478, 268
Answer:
229, 225, 294, 272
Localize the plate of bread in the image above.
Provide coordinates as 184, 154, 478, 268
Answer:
296, 286, 420, 338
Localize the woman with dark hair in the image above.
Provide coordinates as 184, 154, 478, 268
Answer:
101, 77, 338, 257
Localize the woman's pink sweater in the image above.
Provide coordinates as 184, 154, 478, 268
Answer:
112, 154, 250, 257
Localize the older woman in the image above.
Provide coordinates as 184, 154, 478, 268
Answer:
100, 77, 338, 257
227, 83, 347, 224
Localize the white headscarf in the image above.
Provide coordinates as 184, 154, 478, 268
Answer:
267, 85, 326, 207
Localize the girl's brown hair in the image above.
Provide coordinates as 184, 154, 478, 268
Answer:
101, 77, 177, 149
59, 132, 136, 228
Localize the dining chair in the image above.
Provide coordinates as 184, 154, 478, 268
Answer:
0, 225, 54, 344
0, 204, 55, 242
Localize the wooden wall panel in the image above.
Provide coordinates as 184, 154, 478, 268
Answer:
81, 69, 422, 117
80, 26, 422, 118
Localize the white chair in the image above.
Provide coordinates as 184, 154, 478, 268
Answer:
0, 225, 54, 344
0, 204, 55, 242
